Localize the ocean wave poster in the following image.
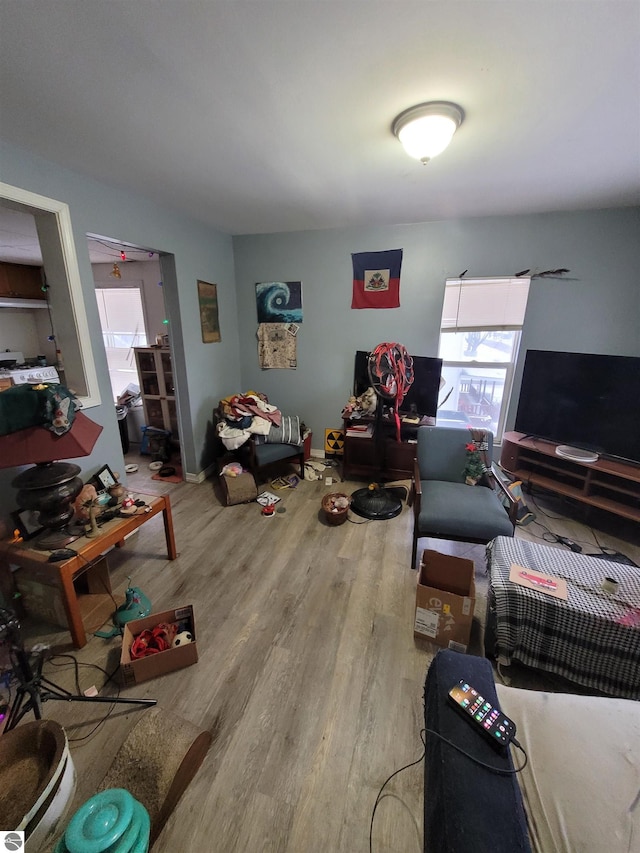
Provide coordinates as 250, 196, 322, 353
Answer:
256, 281, 303, 324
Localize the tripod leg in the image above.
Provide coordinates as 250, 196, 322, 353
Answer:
39, 676, 74, 698
5, 685, 41, 732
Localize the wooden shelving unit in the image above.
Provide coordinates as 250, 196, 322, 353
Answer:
342, 415, 434, 480
134, 347, 179, 443
500, 432, 640, 523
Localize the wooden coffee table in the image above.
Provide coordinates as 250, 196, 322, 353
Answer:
0, 492, 177, 648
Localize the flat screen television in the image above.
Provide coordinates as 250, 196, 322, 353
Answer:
354, 351, 442, 418
514, 350, 640, 465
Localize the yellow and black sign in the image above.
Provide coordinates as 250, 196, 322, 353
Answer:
324, 428, 345, 455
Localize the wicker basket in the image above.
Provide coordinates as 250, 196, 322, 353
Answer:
321, 492, 351, 525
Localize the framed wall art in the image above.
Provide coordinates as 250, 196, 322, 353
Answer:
198, 280, 221, 343
255, 281, 303, 324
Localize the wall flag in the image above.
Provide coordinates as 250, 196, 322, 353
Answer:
351, 249, 402, 309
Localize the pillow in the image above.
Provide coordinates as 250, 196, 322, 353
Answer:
265, 415, 301, 445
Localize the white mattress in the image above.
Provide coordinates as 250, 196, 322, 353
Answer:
496, 683, 640, 853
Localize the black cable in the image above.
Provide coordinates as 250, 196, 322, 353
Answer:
88, 237, 156, 259
45, 653, 123, 744
526, 490, 635, 562
425, 728, 528, 775
369, 730, 426, 853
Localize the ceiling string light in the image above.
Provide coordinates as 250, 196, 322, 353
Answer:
87, 237, 156, 261
110, 263, 122, 279
392, 101, 464, 164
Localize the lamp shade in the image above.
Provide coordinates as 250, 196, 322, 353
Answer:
0, 411, 103, 469
392, 101, 464, 163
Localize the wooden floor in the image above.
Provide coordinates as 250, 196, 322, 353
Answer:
9, 455, 640, 853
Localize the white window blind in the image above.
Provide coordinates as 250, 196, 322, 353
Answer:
442, 277, 531, 330
95, 286, 147, 401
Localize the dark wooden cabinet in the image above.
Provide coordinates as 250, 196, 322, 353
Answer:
342, 416, 434, 480
501, 432, 640, 523
0, 262, 44, 299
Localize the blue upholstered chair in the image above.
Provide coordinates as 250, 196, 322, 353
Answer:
243, 436, 305, 483
411, 426, 516, 570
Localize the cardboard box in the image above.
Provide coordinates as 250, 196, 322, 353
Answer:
120, 604, 198, 687
414, 550, 476, 651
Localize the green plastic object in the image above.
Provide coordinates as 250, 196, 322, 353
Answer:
94, 580, 151, 639
54, 788, 150, 853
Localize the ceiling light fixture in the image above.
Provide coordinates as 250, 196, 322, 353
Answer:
392, 101, 464, 164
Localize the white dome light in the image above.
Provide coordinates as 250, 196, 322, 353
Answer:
392, 102, 464, 163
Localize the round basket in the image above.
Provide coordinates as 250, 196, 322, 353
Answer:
321, 492, 351, 526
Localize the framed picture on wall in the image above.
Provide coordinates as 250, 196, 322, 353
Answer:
255, 281, 303, 324
198, 280, 221, 343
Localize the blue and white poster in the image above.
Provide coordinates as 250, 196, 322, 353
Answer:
255, 281, 303, 324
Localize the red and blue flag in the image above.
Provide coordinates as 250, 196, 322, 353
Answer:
351, 248, 402, 309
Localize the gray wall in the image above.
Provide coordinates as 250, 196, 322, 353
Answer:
0, 140, 240, 527
233, 207, 640, 450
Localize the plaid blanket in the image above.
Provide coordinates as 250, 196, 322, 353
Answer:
487, 536, 640, 699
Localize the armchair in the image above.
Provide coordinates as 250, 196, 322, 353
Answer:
214, 398, 305, 485
411, 426, 516, 570
241, 436, 305, 483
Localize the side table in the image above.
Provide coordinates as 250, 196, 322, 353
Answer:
0, 492, 178, 649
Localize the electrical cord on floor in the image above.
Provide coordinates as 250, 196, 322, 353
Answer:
45, 653, 123, 743
369, 729, 426, 853
526, 490, 636, 564
347, 514, 371, 524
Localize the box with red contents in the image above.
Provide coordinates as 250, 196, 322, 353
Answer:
120, 605, 197, 687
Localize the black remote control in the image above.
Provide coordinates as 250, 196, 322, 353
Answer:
448, 680, 517, 749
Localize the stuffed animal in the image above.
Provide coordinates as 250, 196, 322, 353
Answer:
173, 630, 194, 647
357, 386, 377, 414
341, 396, 358, 418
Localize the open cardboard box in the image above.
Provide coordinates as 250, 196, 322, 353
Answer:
414, 550, 476, 651
120, 604, 198, 687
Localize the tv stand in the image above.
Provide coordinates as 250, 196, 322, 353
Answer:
501, 432, 640, 523
342, 415, 435, 480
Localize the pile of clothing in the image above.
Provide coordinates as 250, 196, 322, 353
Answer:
216, 391, 282, 450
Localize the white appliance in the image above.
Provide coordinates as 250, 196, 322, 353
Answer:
9, 365, 60, 385
1, 351, 24, 364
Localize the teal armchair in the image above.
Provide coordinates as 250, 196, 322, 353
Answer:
411, 426, 516, 570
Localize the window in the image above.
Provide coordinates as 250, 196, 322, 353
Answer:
438, 277, 530, 441
95, 286, 147, 401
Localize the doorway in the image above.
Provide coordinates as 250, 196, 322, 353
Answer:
87, 234, 184, 477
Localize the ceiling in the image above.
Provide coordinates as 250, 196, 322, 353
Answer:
0, 1, 639, 251
0, 208, 139, 265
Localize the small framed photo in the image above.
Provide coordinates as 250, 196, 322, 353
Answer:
11, 508, 45, 542
93, 464, 117, 491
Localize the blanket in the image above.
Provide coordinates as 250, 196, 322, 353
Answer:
217, 392, 282, 450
